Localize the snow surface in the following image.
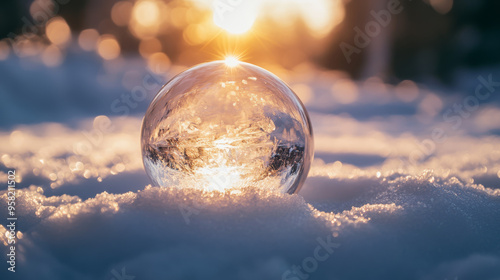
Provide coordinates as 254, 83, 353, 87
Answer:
1, 51, 500, 280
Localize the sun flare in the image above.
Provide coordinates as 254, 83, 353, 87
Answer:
212, 0, 258, 34
224, 56, 240, 67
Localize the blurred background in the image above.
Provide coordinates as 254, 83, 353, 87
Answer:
1, 0, 500, 128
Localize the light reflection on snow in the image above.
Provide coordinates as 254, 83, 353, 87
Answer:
0, 110, 499, 279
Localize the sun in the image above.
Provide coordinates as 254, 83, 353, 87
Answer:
212, 0, 258, 35
224, 56, 240, 67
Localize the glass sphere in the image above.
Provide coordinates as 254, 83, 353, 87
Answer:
141, 60, 313, 194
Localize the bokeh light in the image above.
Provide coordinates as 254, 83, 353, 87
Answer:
147, 52, 171, 74
78, 29, 100, 51
132, 0, 160, 27
395, 80, 419, 103
41, 45, 63, 67
97, 35, 121, 60
331, 79, 359, 104
128, 0, 169, 39
111, 1, 134, 26
45, 17, 71, 46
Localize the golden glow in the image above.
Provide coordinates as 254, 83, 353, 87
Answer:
97, 35, 121, 60
261, 0, 344, 38
132, 0, 160, 27
201, 0, 344, 37
297, 0, 344, 38
45, 17, 71, 46
183, 24, 212, 45
169, 6, 189, 28
110, 0, 345, 66
140, 61, 315, 193
224, 56, 240, 67
128, 0, 169, 39
212, 0, 258, 34
197, 164, 244, 192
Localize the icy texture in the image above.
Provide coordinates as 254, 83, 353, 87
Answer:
141, 61, 313, 193
1, 115, 500, 280
0, 175, 498, 280
1, 54, 500, 280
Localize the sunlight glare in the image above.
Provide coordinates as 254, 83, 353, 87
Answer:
224, 56, 240, 67
212, 0, 258, 34
197, 165, 244, 192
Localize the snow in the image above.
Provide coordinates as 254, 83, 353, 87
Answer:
1, 50, 500, 279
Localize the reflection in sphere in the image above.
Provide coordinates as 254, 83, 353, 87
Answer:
141, 60, 313, 194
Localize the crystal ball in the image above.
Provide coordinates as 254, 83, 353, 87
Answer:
141, 60, 313, 194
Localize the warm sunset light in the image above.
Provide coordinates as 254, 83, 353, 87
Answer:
206, 0, 343, 36
132, 0, 160, 27
4, 0, 500, 278
198, 165, 244, 191
212, 0, 258, 34
128, 0, 168, 39
142, 61, 313, 194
